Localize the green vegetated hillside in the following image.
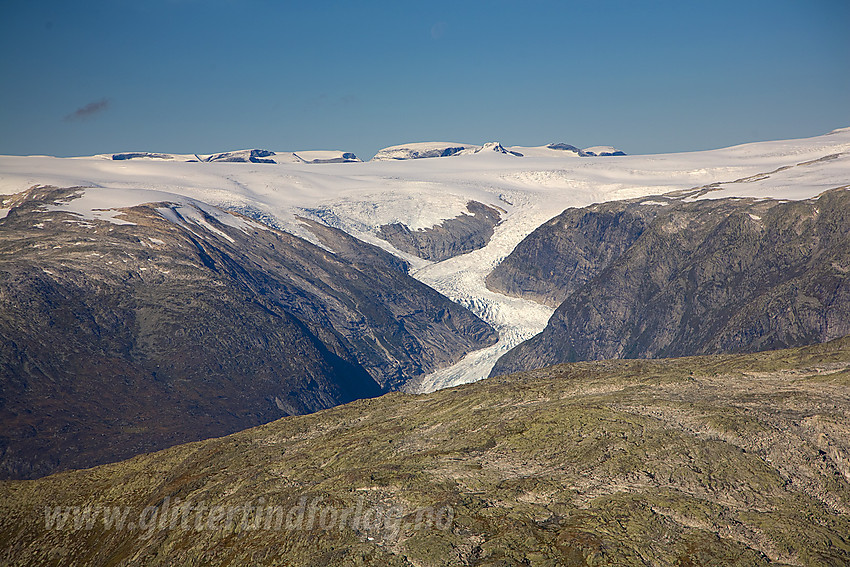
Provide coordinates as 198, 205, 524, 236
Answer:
2, 337, 849, 566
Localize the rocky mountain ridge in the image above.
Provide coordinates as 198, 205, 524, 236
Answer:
376, 201, 503, 262
86, 141, 626, 164
369, 141, 626, 160
0, 186, 496, 479
490, 188, 850, 376
105, 149, 361, 164
485, 198, 659, 307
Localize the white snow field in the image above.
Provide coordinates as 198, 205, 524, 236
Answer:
2, 128, 849, 391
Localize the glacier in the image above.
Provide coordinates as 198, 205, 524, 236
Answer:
2, 127, 849, 391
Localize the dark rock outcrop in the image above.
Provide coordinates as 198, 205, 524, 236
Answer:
377, 201, 502, 262
0, 186, 496, 479
460, 142, 523, 157
546, 142, 584, 155
294, 152, 360, 164
486, 199, 664, 306
205, 149, 277, 163
371, 144, 474, 161
112, 152, 175, 160
582, 146, 627, 156
491, 189, 850, 376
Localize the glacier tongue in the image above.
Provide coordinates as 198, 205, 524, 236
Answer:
407, 200, 557, 393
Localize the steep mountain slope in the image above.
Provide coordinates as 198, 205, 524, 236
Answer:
486, 198, 660, 307
377, 201, 502, 261
491, 188, 850, 377
0, 186, 495, 479
2, 338, 849, 565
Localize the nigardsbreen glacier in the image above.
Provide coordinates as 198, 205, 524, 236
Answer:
2, 128, 849, 395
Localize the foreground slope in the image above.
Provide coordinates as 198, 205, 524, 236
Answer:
2, 338, 849, 566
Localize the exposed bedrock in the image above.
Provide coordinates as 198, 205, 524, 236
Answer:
377, 201, 502, 262
491, 189, 850, 376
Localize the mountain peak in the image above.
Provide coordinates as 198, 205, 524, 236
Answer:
371, 142, 476, 161
459, 142, 523, 157
582, 145, 626, 156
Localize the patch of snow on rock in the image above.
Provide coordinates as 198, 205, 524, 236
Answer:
582, 145, 626, 156
371, 142, 477, 161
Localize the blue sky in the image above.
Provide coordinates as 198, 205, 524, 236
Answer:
1, 0, 848, 159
